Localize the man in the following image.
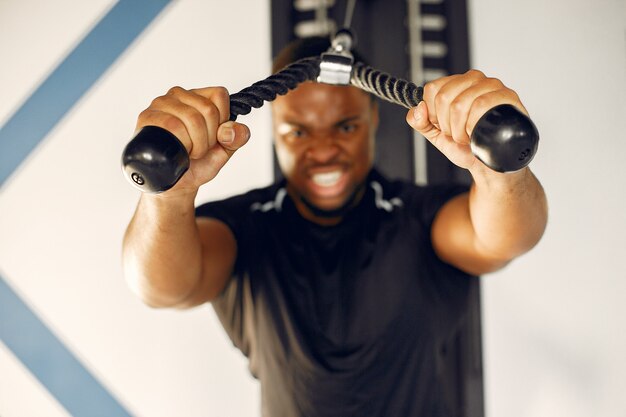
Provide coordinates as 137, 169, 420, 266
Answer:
122, 37, 547, 416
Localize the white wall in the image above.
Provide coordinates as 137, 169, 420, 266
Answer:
2, 1, 625, 417
468, 0, 626, 416
0, 1, 269, 416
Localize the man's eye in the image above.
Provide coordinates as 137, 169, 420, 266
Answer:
339, 124, 357, 134
287, 129, 305, 139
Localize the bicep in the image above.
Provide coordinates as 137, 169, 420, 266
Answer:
431, 192, 509, 276
176, 217, 237, 308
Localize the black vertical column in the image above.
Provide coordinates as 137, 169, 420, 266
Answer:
418, 0, 473, 185
414, 2, 484, 415
270, 1, 483, 416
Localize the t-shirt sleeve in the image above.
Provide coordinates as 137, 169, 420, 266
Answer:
195, 196, 247, 247
194, 193, 263, 373
195, 190, 261, 277
414, 183, 470, 233
399, 181, 472, 264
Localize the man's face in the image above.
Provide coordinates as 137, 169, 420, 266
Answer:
272, 81, 379, 217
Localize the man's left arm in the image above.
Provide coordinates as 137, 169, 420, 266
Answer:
405, 70, 548, 275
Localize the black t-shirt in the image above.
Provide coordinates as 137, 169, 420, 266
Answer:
196, 169, 474, 417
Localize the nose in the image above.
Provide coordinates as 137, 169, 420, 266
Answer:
305, 136, 340, 163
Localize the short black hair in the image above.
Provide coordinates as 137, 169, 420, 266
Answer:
272, 36, 369, 74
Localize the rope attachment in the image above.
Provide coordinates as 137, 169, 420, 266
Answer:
227, 57, 423, 122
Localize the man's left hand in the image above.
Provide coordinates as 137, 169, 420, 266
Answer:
405, 70, 529, 171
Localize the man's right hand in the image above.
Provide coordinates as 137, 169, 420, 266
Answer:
135, 86, 251, 197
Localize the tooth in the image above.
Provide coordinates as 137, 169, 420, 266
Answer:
312, 171, 341, 186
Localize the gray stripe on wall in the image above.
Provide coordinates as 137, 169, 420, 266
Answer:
0, 0, 172, 415
0, 274, 133, 416
0, 0, 172, 189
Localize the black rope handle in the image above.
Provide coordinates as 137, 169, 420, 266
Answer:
227, 58, 424, 121
228, 57, 320, 120
122, 58, 538, 193
351, 62, 423, 108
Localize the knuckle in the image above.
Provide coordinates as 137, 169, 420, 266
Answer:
187, 110, 206, 132
201, 101, 219, 120
509, 89, 521, 101
137, 108, 153, 122
162, 114, 185, 134
167, 85, 185, 96
149, 95, 167, 108
212, 87, 231, 122
423, 82, 438, 98
473, 94, 490, 110
466, 69, 485, 78
435, 91, 451, 107
215, 86, 229, 101
486, 77, 505, 89
450, 98, 465, 115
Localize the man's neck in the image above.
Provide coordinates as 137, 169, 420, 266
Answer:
288, 182, 367, 226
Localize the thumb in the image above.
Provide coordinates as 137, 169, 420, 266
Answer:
216, 121, 250, 154
405, 101, 440, 142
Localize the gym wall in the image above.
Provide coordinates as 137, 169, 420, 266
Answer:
469, 0, 626, 416
0, 1, 266, 416
1, 1, 625, 417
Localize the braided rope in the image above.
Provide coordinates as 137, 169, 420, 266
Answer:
351, 62, 423, 109
229, 57, 321, 121
228, 57, 423, 121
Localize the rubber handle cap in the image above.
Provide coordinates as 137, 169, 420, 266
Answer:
470, 104, 539, 173
121, 126, 190, 193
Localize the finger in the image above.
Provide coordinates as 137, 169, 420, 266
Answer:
189, 122, 251, 183
448, 77, 503, 145
136, 108, 194, 154
190, 86, 230, 124
466, 89, 527, 137
434, 70, 485, 139
151, 92, 213, 159
422, 74, 461, 130
166, 87, 225, 159
177, 97, 219, 159
406, 101, 441, 146
407, 101, 476, 169
217, 121, 251, 154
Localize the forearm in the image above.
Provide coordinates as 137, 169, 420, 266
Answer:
467, 164, 548, 262
122, 192, 203, 307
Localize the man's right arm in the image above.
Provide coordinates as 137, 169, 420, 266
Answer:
123, 193, 237, 309
121, 86, 250, 309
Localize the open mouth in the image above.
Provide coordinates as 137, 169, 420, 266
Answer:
311, 170, 342, 187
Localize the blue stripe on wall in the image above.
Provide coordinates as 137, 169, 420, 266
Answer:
0, 0, 172, 188
0, 0, 172, 415
0, 275, 133, 417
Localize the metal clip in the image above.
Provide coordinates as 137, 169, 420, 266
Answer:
317, 29, 355, 86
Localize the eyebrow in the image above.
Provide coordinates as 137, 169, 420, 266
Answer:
281, 115, 363, 129
334, 115, 362, 127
